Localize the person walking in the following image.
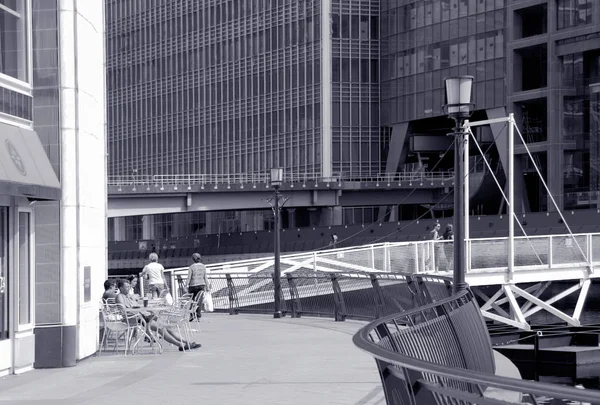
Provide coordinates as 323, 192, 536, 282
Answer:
430, 223, 443, 271
443, 224, 454, 271
140, 253, 167, 299
187, 253, 210, 320
331, 233, 338, 248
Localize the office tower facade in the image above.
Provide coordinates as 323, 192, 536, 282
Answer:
381, 0, 600, 213
0, 0, 106, 375
107, 0, 382, 179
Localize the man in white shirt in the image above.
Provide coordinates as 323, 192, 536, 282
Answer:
140, 253, 167, 298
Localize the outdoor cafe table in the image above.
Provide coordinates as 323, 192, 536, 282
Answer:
126, 304, 170, 353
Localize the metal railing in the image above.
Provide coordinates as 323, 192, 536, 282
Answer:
107, 171, 454, 187
131, 270, 453, 320
353, 289, 600, 404
154, 232, 598, 283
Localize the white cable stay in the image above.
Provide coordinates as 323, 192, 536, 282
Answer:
466, 125, 544, 266
513, 123, 590, 268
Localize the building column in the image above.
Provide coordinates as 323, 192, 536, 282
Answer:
44, 0, 107, 369
142, 215, 154, 240
546, 1, 563, 212
320, 0, 332, 177
204, 212, 214, 234
113, 217, 126, 241
321, 207, 343, 226
287, 209, 296, 228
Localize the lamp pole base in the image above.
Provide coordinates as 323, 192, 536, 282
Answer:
273, 311, 282, 319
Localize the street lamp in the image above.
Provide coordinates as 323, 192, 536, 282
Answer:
443, 76, 474, 294
269, 168, 284, 318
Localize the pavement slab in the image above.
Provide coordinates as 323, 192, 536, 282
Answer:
0, 314, 384, 405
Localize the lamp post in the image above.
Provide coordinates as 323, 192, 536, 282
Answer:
269, 168, 284, 318
443, 76, 475, 294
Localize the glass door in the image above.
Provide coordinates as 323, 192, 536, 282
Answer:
17, 211, 31, 327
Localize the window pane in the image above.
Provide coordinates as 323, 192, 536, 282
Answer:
18, 212, 30, 325
0, 2, 28, 81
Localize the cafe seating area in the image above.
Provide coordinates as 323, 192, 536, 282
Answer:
98, 292, 204, 356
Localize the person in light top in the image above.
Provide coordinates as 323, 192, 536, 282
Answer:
140, 253, 167, 299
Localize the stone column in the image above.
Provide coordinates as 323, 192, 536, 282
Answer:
142, 215, 155, 240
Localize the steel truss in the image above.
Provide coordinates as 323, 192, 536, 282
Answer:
472, 279, 591, 330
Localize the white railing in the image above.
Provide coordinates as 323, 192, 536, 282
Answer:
107, 171, 455, 187
161, 232, 599, 287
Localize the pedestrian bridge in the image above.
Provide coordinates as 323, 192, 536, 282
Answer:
140, 231, 599, 331
106, 172, 450, 217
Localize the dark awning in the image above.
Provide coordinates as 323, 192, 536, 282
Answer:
0, 123, 60, 200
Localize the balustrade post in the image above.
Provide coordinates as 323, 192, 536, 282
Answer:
330, 274, 346, 321
383, 243, 390, 272
170, 271, 177, 301
286, 273, 302, 318
370, 245, 376, 270
370, 274, 386, 318
587, 233, 593, 271
548, 236, 553, 269
412, 276, 430, 306
225, 274, 239, 315
413, 243, 420, 273
312, 251, 317, 272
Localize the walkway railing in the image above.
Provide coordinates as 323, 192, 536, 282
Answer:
125, 271, 454, 319
353, 289, 600, 404
155, 232, 598, 287
107, 171, 454, 187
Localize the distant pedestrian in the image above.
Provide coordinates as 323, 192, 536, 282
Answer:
331, 233, 338, 248
443, 224, 454, 271
140, 253, 167, 299
430, 223, 443, 271
187, 253, 210, 320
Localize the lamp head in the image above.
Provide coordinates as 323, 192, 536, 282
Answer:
270, 168, 284, 188
443, 76, 475, 120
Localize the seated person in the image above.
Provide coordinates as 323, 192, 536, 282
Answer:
115, 279, 200, 352
102, 279, 118, 301
127, 275, 141, 300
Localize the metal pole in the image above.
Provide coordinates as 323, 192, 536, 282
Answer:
463, 120, 470, 241
508, 113, 515, 282
273, 185, 282, 318
453, 120, 467, 293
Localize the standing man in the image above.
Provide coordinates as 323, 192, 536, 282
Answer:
140, 253, 167, 298
187, 253, 210, 320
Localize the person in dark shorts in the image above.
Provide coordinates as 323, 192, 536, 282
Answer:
187, 253, 210, 320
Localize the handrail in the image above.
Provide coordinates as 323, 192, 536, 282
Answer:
107, 171, 455, 186
353, 290, 600, 404
146, 231, 597, 275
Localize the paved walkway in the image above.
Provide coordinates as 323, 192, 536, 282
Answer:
0, 314, 384, 405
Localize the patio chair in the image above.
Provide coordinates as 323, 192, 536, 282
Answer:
154, 307, 192, 352
99, 303, 147, 356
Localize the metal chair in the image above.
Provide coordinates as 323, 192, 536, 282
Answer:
99, 303, 143, 356
154, 306, 192, 352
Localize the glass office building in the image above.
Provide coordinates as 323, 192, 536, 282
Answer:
381, 0, 600, 213
106, 0, 600, 245
106, 0, 382, 179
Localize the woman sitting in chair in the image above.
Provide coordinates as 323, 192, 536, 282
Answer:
115, 279, 200, 351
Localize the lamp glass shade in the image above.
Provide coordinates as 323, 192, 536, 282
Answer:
444, 76, 474, 117
270, 168, 284, 185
